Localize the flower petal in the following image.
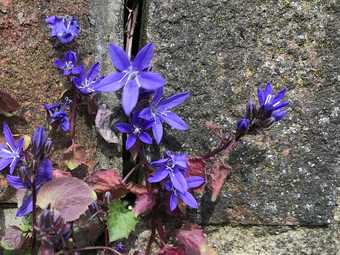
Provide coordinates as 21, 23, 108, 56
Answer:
152, 119, 163, 144
126, 134, 137, 150
257, 87, 265, 106
158, 92, 190, 111
3, 122, 16, 150
54, 58, 64, 69
272, 110, 287, 121
7, 175, 26, 189
115, 122, 133, 133
162, 112, 188, 130
138, 107, 153, 121
87, 63, 100, 81
122, 79, 139, 116
170, 170, 188, 193
0, 158, 12, 172
132, 43, 154, 70
148, 168, 169, 183
16, 193, 33, 217
139, 132, 153, 144
169, 193, 179, 211
179, 191, 198, 209
108, 43, 130, 71
187, 176, 205, 189
36, 159, 53, 187
152, 88, 164, 105
94, 72, 125, 92
65, 50, 77, 63
136, 72, 165, 90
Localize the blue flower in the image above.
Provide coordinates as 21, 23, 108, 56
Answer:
95, 43, 165, 115
236, 118, 250, 136
44, 102, 70, 132
0, 122, 24, 174
164, 176, 204, 211
72, 63, 103, 95
148, 151, 188, 193
139, 89, 190, 144
257, 81, 288, 121
46, 16, 80, 44
7, 158, 53, 217
115, 113, 153, 150
54, 50, 81, 76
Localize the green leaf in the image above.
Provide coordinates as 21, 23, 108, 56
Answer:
65, 159, 81, 170
107, 200, 138, 242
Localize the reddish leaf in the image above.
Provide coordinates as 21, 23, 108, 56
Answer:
188, 157, 206, 177
210, 162, 232, 202
158, 245, 185, 255
133, 192, 156, 217
37, 177, 96, 222
52, 169, 72, 179
0, 90, 20, 116
95, 104, 119, 144
87, 169, 127, 199
176, 224, 216, 255
126, 182, 148, 195
63, 143, 95, 170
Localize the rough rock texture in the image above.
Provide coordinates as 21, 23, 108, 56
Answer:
147, 0, 340, 226
89, 0, 124, 171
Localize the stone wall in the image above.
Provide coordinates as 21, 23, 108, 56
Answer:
1, 0, 340, 254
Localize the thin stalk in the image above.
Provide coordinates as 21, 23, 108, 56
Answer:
202, 136, 236, 160
145, 223, 156, 255
31, 160, 38, 254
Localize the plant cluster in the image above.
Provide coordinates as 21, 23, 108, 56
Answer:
0, 13, 288, 255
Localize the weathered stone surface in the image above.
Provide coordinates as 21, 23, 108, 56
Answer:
147, 0, 340, 225
90, 0, 124, 171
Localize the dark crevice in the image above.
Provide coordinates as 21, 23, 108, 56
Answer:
122, 0, 146, 177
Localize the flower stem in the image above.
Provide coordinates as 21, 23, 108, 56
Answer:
145, 222, 156, 255
31, 160, 38, 254
202, 136, 237, 160
71, 90, 79, 144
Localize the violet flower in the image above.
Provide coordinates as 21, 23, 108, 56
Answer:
44, 102, 70, 132
0, 122, 24, 174
95, 43, 165, 115
72, 63, 103, 95
257, 81, 288, 121
54, 50, 81, 76
115, 114, 153, 150
45, 16, 80, 44
164, 176, 205, 211
148, 151, 188, 193
139, 89, 189, 144
7, 158, 53, 216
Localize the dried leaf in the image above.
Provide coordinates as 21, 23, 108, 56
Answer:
63, 143, 95, 170
188, 157, 206, 177
133, 192, 156, 217
210, 162, 232, 202
0, 90, 20, 116
95, 104, 119, 144
126, 183, 148, 195
0, 226, 24, 250
87, 169, 127, 199
176, 224, 216, 255
107, 200, 138, 242
37, 177, 96, 222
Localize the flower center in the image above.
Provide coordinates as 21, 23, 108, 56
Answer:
80, 79, 95, 93
64, 61, 74, 71
133, 126, 141, 135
